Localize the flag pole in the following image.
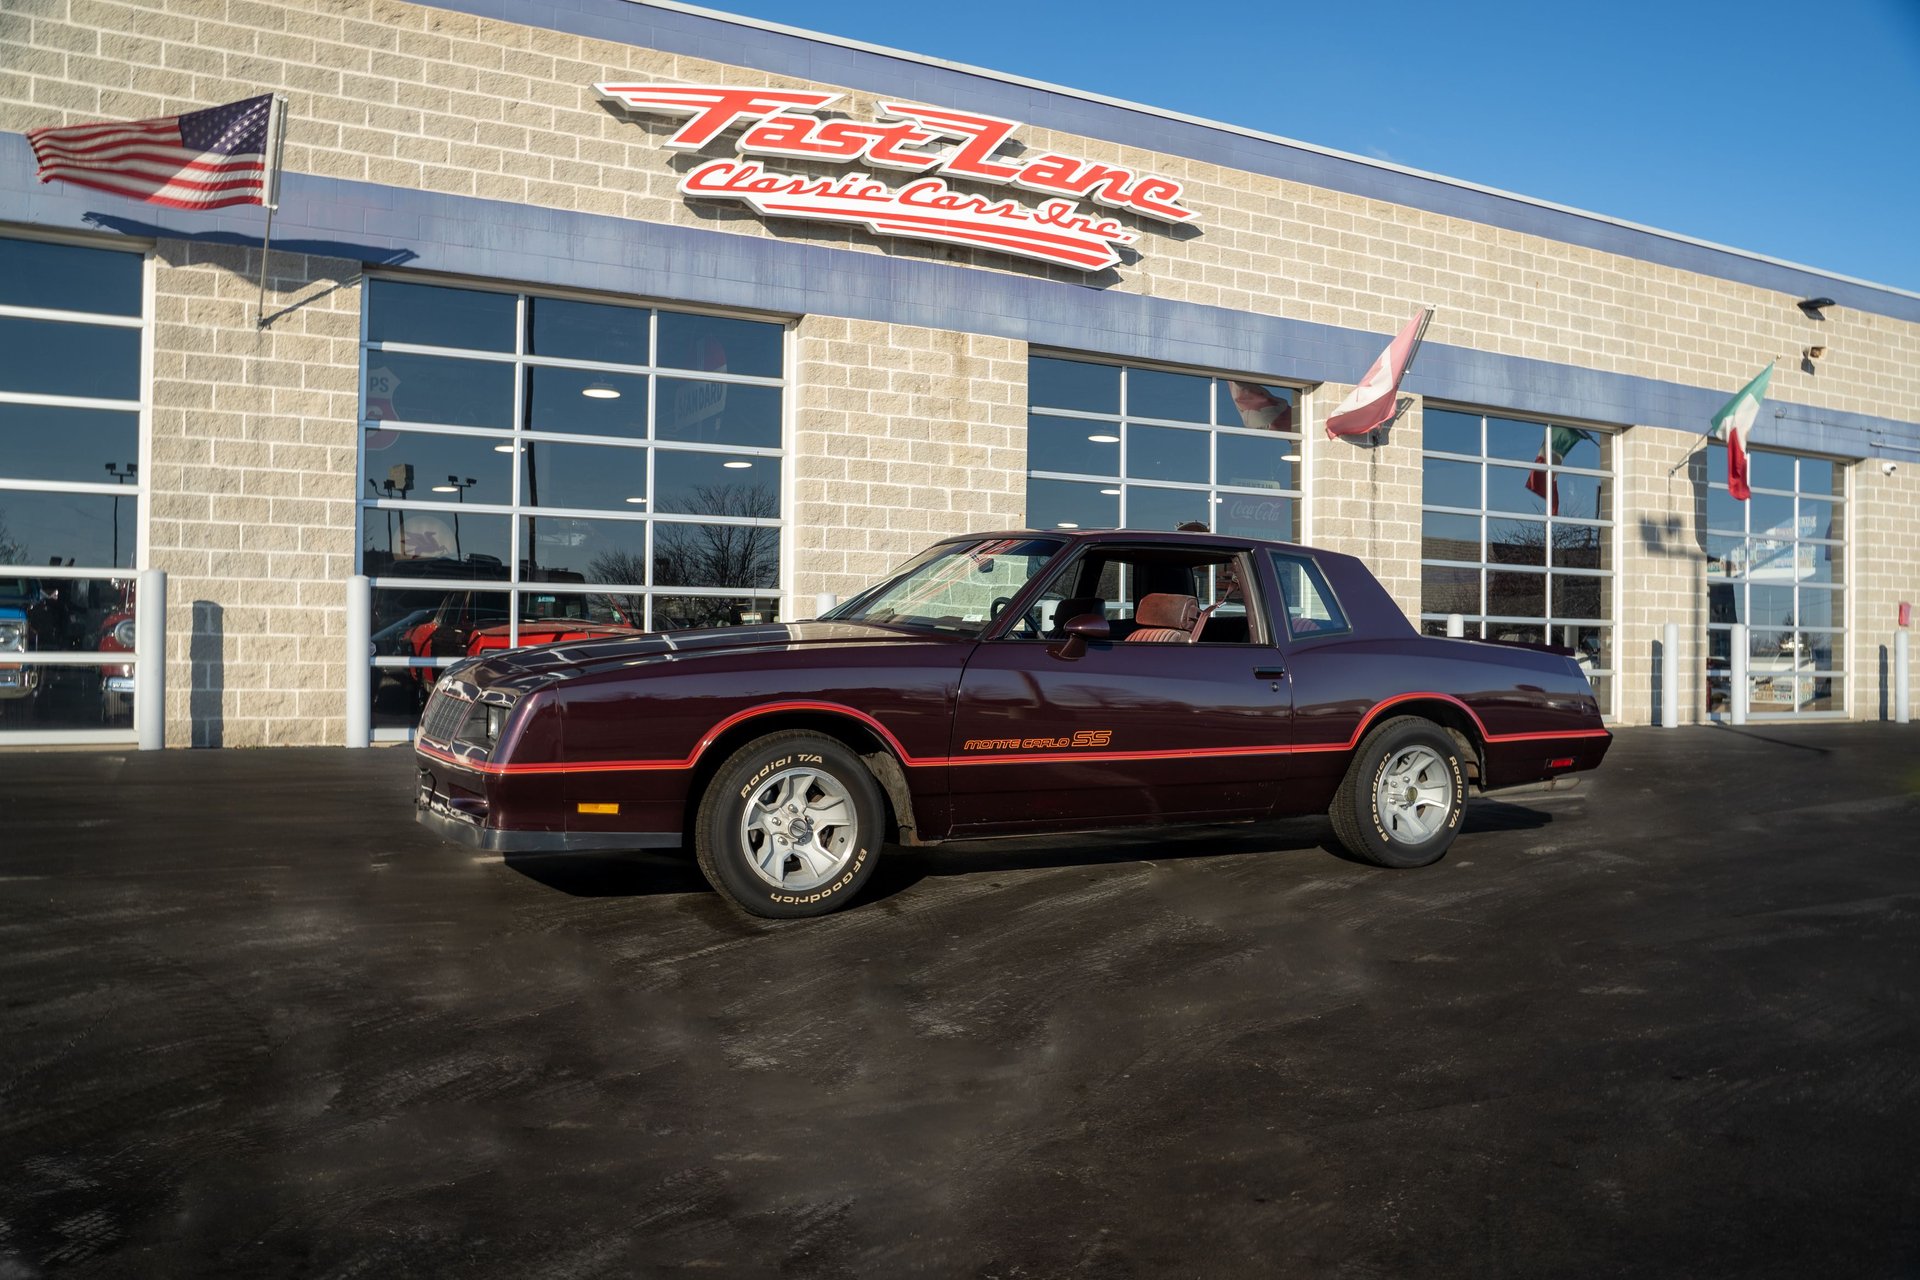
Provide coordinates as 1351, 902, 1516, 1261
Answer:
256, 93, 288, 329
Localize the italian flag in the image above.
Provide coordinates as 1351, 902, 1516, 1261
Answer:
1524, 426, 1593, 515
1326, 307, 1432, 439
1712, 363, 1774, 501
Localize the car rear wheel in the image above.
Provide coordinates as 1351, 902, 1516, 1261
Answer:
1329, 715, 1466, 869
695, 730, 885, 919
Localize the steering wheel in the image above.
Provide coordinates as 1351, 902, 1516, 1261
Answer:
990, 595, 1044, 637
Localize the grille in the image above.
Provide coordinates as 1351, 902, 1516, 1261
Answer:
419, 688, 472, 743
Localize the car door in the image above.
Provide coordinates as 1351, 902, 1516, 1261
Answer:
946, 544, 1293, 835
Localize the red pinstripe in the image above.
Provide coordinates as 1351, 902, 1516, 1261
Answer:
417, 694, 1608, 779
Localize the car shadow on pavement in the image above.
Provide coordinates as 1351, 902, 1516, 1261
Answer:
1461, 797, 1559, 833
505, 850, 706, 898
502, 802, 1563, 907
859, 820, 1336, 903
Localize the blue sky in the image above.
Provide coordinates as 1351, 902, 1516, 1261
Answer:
691, 0, 1920, 293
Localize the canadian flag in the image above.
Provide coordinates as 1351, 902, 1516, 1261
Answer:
1712, 363, 1775, 501
1325, 308, 1432, 440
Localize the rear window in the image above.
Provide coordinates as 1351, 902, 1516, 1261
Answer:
1268, 552, 1351, 639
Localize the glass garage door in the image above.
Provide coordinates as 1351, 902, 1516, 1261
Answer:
1705, 445, 1846, 719
0, 235, 148, 740
358, 277, 787, 734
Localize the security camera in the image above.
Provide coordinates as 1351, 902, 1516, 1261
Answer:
1882, 460, 1899, 476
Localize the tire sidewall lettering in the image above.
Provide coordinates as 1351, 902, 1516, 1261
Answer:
739, 754, 796, 801
769, 846, 868, 906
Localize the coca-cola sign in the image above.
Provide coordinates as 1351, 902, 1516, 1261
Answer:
596, 84, 1198, 272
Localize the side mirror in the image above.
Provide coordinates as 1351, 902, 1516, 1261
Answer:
1050, 613, 1110, 660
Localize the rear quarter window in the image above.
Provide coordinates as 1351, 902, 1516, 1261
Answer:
1268, 552, 1352, 640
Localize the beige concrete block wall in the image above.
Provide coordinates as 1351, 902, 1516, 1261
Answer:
1614, 427, 1708, 725
1851, 462, 1920, 721
789, 319, 1026, 609
150, 243, 360, 746
1306, 391, 1422, 623
3, 0, 1913, 429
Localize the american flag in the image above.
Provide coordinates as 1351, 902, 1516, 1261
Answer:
27, 94, 281, 211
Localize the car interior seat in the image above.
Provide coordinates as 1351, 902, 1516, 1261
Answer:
1126, 593, 1200, 643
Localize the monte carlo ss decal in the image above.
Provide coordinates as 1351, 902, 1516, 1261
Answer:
962, 730, 1114, 752
595, 84, 1198, 272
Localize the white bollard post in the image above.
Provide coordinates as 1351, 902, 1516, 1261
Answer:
1730, 623, 1748, 727
1661, 622, 1680, 729
135, 569, 166, 750
1898, 630, 1911, 726
814, 592, 837, 619
1445, 613, 1464, 638
345, 575, 372, 748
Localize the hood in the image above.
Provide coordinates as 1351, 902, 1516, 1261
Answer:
458, 619, 967, 690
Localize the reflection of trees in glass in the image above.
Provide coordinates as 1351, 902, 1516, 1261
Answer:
0, 510, 24, 564
652, 484, 778, 591
580, 485, 777, 631
655, 596, 752, 630
582, 549, 646, 624
1489, 521, 1604, 570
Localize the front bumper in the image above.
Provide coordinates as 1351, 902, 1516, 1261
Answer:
414, 773, 679, 854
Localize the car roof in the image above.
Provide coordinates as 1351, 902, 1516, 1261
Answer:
945, 528, 1311, 554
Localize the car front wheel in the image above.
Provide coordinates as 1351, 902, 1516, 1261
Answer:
1329, 715, 1467, 869
695, 730, 885, 919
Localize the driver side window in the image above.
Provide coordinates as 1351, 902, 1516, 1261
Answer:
1013, 550, 1261, 644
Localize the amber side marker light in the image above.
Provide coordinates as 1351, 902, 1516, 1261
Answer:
577, 802, 621, 815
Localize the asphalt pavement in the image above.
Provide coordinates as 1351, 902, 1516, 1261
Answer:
3, 723, 1918, 1277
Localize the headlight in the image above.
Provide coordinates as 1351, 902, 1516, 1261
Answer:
486, 704, 508, 743
0, 622, 22, 651
112, 619, 137, 648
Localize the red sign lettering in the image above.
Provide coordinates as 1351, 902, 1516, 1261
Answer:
597, 82, 1198, 272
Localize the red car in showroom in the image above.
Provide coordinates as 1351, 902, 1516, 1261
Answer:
414, 530, 1610, 918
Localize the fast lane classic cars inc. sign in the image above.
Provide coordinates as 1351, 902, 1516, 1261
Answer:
595, 84, 1199, 272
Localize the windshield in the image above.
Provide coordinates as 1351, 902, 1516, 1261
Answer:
824, 537, 1065, 636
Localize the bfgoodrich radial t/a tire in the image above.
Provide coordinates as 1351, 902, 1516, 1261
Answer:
1329, 715, 1467, 869
695, 730, 885, 919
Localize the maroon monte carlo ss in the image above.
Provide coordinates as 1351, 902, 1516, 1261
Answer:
414, 530, 1610, 918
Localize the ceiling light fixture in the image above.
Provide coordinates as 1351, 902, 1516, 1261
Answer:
493, 443, 516, 453
723, 460, 753, 469
1087, 433, 1120, 444
1056, 521, 1080, 529
1282, 452, 1302, 462
581, 381, 620, 399
1099, 488, 1121, 496
431, 483, 459, 493
625, 496, 648, 504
